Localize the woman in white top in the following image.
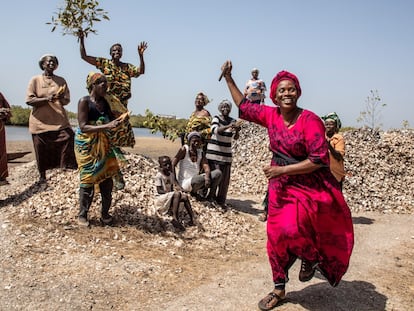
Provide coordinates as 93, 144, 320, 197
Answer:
172, 132, 222, 202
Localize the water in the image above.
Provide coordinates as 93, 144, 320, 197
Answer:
5, 126, 161, 141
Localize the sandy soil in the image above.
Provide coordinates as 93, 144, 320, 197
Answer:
1, 139, 414, 311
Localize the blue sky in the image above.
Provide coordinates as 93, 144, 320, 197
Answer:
1, 0, 413, 129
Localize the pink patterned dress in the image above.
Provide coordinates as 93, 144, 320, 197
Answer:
240, 100, 354, 287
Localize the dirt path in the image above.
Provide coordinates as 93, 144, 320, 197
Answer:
155, 211, 414, 311
1, 199, 413, 310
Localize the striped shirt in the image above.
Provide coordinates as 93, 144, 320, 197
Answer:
205, 116, 235, 164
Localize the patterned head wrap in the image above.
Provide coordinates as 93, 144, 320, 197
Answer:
187, 131, 201, 143
86, 72, 106, 92
322, 112, 342, 130
38, 54, 59, 70
218, 99, 232, 112
196, 92, 210, 106
269, 70, 302, 105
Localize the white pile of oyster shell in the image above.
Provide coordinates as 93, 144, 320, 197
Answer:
1, 153, 255, 242
230, 122, 414, 214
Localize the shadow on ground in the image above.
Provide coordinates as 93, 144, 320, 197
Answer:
352, 216, 375, 225
286, 280, 386, 311
0, 181, 47, 209
227, 198, 262, 216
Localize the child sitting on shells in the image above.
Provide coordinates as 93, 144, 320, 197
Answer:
154, 155, 195, 231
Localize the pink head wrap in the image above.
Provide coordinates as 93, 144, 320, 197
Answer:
269, 70, 302, 105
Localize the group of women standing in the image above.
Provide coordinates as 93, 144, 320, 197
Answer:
23, 35, 147, 226
8, 31, 353, 309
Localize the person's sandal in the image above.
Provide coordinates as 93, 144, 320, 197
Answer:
258, 212, 268, 222
299, 260, 318, 282
258, 290, 285, 311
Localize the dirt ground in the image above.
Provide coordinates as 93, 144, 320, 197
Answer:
1, 140, 414, 310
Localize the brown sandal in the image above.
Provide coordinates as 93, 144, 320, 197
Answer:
299, 260, 318, 282
258, 290, 285, 310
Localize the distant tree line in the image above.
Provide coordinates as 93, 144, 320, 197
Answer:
6, 106, 78, 126
5, 106, 188, 131
6, 106, 32, 126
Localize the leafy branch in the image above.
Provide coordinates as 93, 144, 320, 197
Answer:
46, 0, 109, 38
143, 109, 187, 142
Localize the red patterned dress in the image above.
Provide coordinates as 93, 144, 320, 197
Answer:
240, 100, 354, 287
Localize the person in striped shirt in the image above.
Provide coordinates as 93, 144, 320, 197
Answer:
205, 100, 241, 207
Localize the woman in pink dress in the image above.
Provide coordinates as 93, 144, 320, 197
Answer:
220, 61, 354, 310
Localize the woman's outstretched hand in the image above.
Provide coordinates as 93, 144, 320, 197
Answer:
138, 42, 148, 55
218, 60, 232, 81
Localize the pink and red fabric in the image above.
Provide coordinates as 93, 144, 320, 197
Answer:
239, 101, 354, 287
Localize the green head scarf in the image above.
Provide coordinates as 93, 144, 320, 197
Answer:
322, 112, 342, 131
